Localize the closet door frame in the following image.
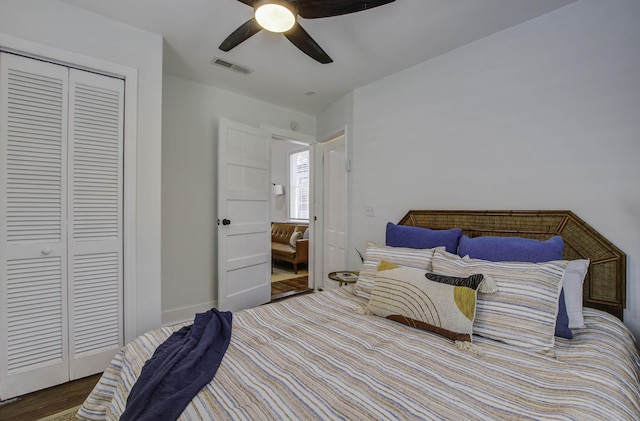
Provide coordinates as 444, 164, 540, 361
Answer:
0, 34, 139, 343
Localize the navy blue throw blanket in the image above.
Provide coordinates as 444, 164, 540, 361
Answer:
121, 308, 233, 421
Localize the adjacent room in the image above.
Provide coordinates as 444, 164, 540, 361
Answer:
0, 0, 639, 419
270, 137, 312, 301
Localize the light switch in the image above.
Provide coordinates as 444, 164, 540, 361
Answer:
366, 205, 376, 217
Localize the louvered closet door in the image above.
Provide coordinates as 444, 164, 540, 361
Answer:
0, 53, 70, 399
0, 53, 124, 399
67, 69, 123, 379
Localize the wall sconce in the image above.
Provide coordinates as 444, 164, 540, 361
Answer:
272, 184, 284, 196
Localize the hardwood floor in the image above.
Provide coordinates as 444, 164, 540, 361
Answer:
0, 374, 101, 421
271, 276, 313, 302
270, 261, 312, 302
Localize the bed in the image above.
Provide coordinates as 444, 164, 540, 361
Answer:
78, 210, 640, 420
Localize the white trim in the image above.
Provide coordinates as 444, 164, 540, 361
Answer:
261, 124, 316, 144
161, 301, 217, 327
261, 125, 317, 290
122, 75, 138, 344
0, 32, 138, 343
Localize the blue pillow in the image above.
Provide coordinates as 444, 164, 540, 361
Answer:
458, 235, 564, 262
458, 234, 571, 339
555, 290, 572, 339
385, 223, 462, 253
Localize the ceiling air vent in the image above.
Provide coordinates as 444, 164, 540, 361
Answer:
211, 57, 253, 75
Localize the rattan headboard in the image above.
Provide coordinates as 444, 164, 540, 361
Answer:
397, 210, 627, 320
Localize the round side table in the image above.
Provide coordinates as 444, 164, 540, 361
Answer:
328, 271, 359, 287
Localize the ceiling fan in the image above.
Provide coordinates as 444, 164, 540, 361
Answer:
219, 0, 396, 64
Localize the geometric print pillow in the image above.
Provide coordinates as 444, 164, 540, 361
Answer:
368, 262, 489, 347
432, 250, 567, 353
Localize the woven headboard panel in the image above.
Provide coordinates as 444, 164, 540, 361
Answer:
397, 210, 627, 320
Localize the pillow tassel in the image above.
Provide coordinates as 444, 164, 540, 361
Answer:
354, 305, 372, 315
478, 275, 498, 294
455, 340, 482, 356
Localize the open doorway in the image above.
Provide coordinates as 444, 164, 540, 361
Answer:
270, 138, 313, 301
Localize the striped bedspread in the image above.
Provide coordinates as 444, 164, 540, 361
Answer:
79, 287, 640, 420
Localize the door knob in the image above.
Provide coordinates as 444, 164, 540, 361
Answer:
222, 219, 231, 226
41, 247, 52, 255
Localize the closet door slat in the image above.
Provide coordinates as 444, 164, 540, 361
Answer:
5, 68, 65, 243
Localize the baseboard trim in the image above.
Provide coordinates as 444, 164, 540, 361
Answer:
161, 301, 217, 326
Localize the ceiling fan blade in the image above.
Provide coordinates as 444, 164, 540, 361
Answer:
219, 18, 262, 51
296, 0, 396, 19
284, 23, 333, 64
236, 0, 254, 6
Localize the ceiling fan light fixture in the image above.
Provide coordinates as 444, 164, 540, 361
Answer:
254, 0, 296, 33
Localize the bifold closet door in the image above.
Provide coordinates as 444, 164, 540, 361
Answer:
67, 68, 124, 380
0, 53, 124, 399
0, 53, 71, 399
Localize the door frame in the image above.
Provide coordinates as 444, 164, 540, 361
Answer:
261, 125, 316, 289
0, 34, 139, 342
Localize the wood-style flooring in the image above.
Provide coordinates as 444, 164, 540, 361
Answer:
0, 373, 101, 421
0, 270, 311, 420
271, 276, 312, 302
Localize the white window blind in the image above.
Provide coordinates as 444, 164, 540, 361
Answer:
289, 150, 309, 221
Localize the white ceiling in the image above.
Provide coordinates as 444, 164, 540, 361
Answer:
61, 0, 577, 115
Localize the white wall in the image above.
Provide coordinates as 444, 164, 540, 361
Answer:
338, 0, 640, 338
317, 92, 354, 142
161, 74, 315, 324
271, 140, 290, 223
0, 0, 163, 337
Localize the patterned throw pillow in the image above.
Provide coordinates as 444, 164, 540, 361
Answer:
425, 272, 496, 294
354, 242, 440, 300
433, 250, 567, 352
368, 262, 491, 350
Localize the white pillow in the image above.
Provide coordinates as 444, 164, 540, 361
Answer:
354, 242, 440, 300
289, 230, 302, 248
561, 259, 589, 329
432, 249, 566, 353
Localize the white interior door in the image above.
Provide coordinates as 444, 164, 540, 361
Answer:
322, 135, 347, 284
218, 118, 271, 312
